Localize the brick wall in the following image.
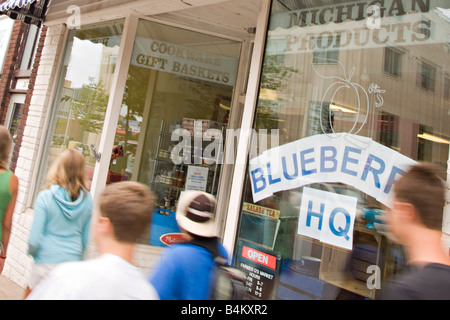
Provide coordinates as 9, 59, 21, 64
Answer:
0, 20, 26, 125
9, 26, 48, 173
0, 21, 48, 287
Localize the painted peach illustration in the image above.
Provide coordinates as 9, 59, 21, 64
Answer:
312, 60, 370, 139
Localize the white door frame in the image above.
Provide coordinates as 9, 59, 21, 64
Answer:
222, 0, 271, 255
90, 15, 140, 200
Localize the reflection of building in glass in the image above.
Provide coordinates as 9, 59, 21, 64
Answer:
237, 0, 450, 300
263, 4, 450, 173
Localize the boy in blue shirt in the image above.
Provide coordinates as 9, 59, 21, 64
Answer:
149, 191, 228, 300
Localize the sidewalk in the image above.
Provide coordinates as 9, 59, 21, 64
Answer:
0, 276, 25, 300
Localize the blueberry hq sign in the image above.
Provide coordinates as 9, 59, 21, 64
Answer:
249, 133, 417, 250
249, 133, 416, 207
298, 187, 357, 250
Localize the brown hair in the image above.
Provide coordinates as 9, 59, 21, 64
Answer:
0, 126, 12, 170
394, 163, 445, 230
98, 181, 155, 243
45, 148, 87, 201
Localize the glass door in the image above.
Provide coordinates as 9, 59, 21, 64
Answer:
107, 19, 242, 245
38, 20, 125, 190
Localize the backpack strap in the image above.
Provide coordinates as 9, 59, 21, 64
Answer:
213, 255, 228, 266
187, 236, 222, 258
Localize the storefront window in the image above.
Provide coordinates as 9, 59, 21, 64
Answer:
236, 0, 450, 300
40, 20, 124, 190
108, 19, 241, 245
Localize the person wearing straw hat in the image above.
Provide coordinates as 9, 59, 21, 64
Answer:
149, 190, 228, 300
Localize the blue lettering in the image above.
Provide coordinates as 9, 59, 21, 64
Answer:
341, 146, 361, 177
320, 146, 337, 173
329, 207, 351, 240
267, 162, 281, 184
282, 153, 299, 180
250, 168, 266, 193
300, 148, 317, 176
383, 166, 405, 194
361, 154, 385, 189
306, 200, 324, 230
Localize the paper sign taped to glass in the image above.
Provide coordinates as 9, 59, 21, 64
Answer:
248, 133, 417, 208
298, 187, 357, 250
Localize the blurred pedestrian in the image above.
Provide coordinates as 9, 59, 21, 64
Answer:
382, 163, 450, 300
27, 181, 159, 300
149, 190, 228, 300
0, 126, 18, 274
26, 148, 93, 296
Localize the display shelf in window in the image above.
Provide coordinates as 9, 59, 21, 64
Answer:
318, 223, 388, 299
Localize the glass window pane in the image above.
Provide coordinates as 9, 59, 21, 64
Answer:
19, 24, 40, 71
384, 47, 402, 78
41, 20, 124, 190
237, 0, 450, 300
108, 19, 241, 245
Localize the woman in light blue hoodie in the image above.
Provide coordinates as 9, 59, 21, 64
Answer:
26, 149, 93, 296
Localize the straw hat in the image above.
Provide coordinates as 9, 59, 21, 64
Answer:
176, 191, 217, 238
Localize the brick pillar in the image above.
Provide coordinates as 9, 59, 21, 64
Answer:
4, 24, 66, 288
9, 25, 47, 172
0, 20, 26, 125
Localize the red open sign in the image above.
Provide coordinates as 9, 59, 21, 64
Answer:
241, 245, 277, 270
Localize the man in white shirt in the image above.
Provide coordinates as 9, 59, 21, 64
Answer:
27, 181, 159, 300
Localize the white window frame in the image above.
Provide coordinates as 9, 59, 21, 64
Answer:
4, 94, 26, 163
4, 93, 26, 130
384, 46, 403, 78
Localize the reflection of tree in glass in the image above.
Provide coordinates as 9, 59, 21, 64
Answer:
71, 77, 109, 134
256, 55, 299, 130
120, 66, 150, 152
261, 55, 298, 91
123, 66, 149, 118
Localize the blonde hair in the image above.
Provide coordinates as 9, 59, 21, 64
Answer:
45, 148, 87, 201
0, 126, 12, 170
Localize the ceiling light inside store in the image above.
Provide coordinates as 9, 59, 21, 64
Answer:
329, 103, 357, 114
417, 133, 450, 145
